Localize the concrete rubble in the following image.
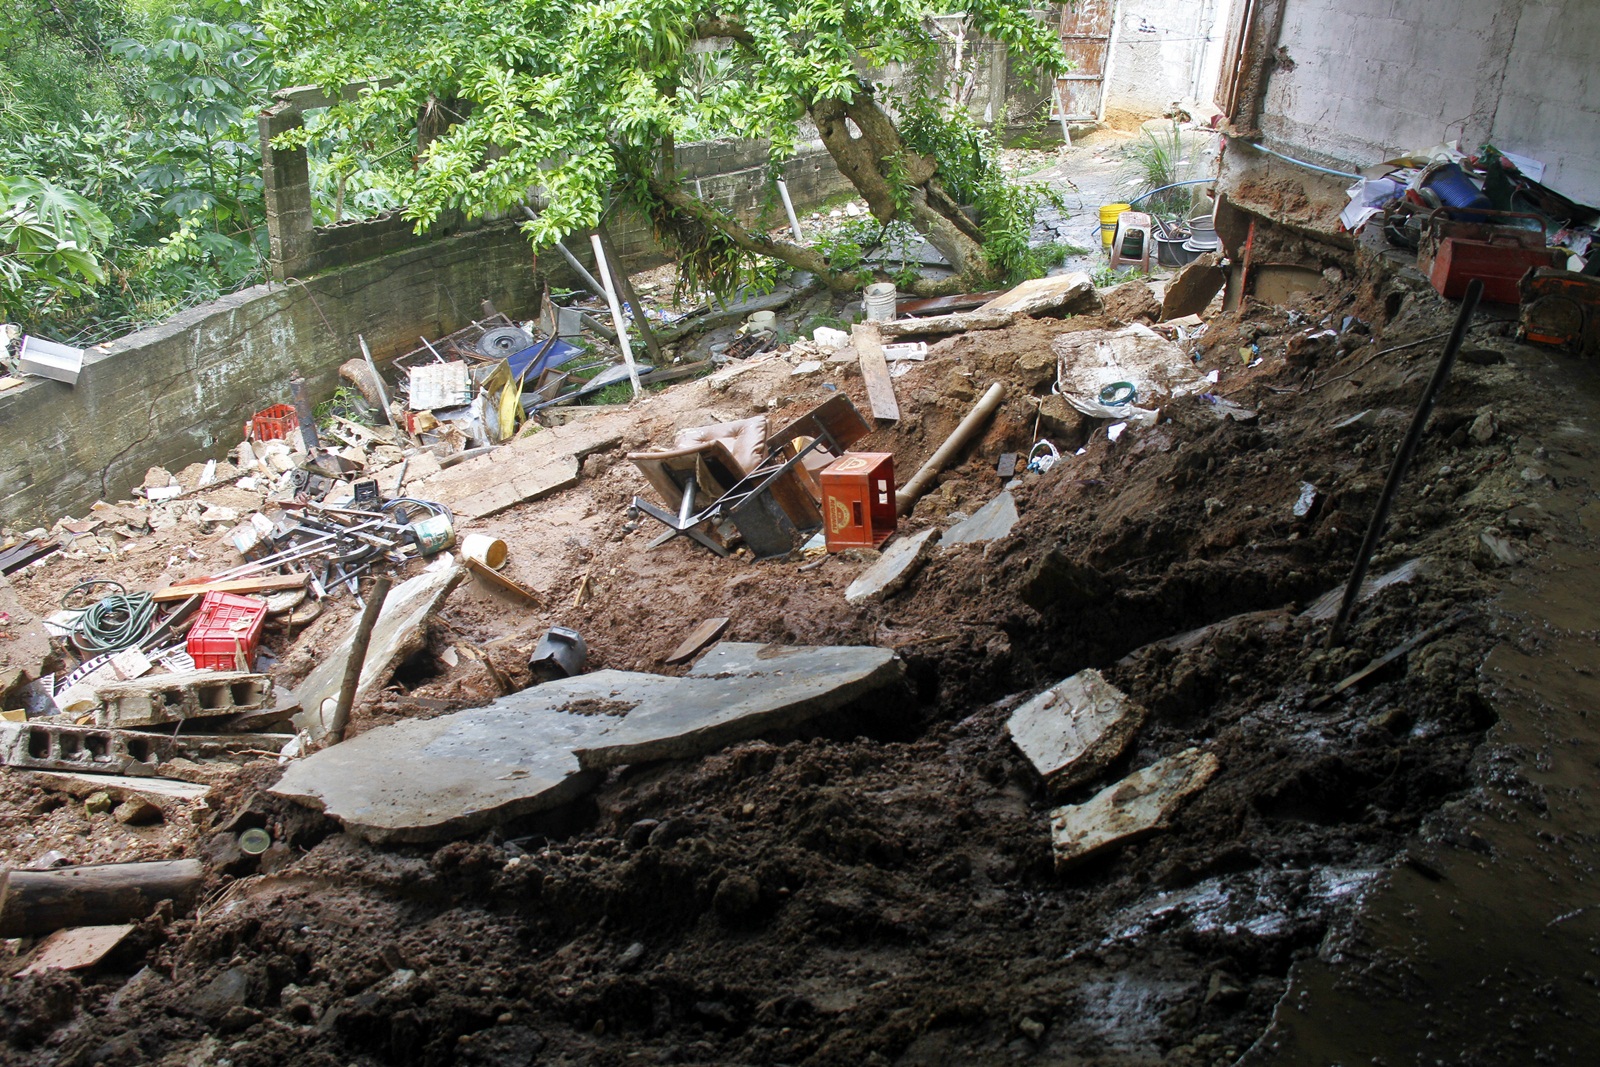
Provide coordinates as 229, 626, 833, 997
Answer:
1006, 668, 1147, 794
1048, 748, 1219, 868
271, 641, 902, 842
844, 527, 941, 605
94, 671, 271, 729
942, 491, 1019, 546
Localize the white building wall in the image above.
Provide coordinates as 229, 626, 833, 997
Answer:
1102, 0, 1234, 125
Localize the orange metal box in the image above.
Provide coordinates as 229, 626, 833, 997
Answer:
819, 452, 896, 551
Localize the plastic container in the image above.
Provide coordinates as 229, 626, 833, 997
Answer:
246, 404, 299, 442
186, 591, 268, 671
461, 533, 507, 570
1422, 163, 1492, 214
864, 283, 898, 322
819, 452, 896, 551
408, 514, 455, 555
1100, 204, 1132, 252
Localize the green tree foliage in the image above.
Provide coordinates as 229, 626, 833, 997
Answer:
0, 1, 277, 338
262, 0, 1066, 295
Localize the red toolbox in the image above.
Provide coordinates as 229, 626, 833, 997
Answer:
819, 452, 896, 551
1418, 208, 1564, 304
186, 591, 268, 671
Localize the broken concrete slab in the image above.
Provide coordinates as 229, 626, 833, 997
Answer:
416, 421, 622, 521
272, 641, 903, 842
1049, 747, 1219, 868
1007, 669, 1147, 795
845, 528, 940, 605
1160, 254, 1225, 320
942, 491, 1018, 546
94, 671, 271, 728
1299, 558, 1430, 622
978, 272, 1097, 317
272, 697, 606, 844
25, 770, 210, 804
575, 642, 904, 769
292, 560, 464, 740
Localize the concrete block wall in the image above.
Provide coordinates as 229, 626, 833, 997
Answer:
0, 224, 540, 526
1104, 0, 1230, 126
1251, 0, 1599, 206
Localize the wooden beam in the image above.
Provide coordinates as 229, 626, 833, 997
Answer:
852, 324, 900, 423
152, 575, 309, 603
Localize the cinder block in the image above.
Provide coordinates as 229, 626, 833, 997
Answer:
94, 670, 273, 728
0, 721, 167, 774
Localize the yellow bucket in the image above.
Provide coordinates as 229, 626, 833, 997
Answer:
1100, 203, 1131, 253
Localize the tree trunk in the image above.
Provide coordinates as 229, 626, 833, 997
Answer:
810, 92, 1000, 293
0, 860, 204, 937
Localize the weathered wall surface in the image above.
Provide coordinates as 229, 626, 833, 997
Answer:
0, 224, 539, 527
1103, 0, 1232, 126
1221, 0, 1600, 238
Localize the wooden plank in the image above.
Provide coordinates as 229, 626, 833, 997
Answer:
851, 324, 900, 422
663, 617, 730, 665
152, 574, 309, 602
465, 557, 540, 605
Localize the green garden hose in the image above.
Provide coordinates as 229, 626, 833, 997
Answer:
62, 580, 157, 654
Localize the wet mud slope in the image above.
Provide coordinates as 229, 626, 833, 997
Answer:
0, 270, 1568, 1066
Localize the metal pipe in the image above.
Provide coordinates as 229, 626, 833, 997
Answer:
776, 179, 804, 242
1326, 278, 1483, 647
357, 335, 399, 429
896, 382, 1006, 516
589, 234, 643, 398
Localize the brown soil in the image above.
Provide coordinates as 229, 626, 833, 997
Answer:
0, 260, 1550, 1066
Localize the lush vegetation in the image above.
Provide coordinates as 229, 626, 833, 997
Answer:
0, 1, 276, 340
262, 0, 1068, 297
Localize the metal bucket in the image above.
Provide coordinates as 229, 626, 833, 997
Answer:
408, 514, 455, 555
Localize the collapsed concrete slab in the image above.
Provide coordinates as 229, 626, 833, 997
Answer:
943, 491, 1018, 546
292, 560, 464, 741
1048, 747, 1218, 869
272, 641, 903, 843
416, 421, 622, 521
1007, 669, 1147, 795
845, 528, 940, 605
574, 642, 904, 769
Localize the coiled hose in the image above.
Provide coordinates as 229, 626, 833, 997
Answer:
64, 579, 157, 654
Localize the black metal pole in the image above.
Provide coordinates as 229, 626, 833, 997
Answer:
1326, 278, 1482, 648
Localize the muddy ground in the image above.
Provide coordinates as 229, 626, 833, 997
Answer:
0, 233, 1578, 1065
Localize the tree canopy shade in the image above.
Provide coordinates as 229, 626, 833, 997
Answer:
261, 0, 1068, 294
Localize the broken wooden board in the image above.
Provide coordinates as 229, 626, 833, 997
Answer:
465, 557, 539, 605
1007, 669, 1147, 794
152, 574, 308, 602
1049, 748, 1218, 868
851, 324, 900, 422
978, 272, 1096, 316
15, 924, 133, 975
663, 617, 730, 665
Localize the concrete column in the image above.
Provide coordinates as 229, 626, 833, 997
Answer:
259, 101, 315, 280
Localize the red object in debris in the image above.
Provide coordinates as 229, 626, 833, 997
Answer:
186, 591, 268, 671
247, 403, 299, 442
819, 452, 896, 551
1429, 236, 1566, 304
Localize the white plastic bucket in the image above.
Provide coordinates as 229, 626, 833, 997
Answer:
864, 282, 898, 322
461, 533, 508, 570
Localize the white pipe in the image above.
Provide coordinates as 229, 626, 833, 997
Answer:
776, 179, 804, 242
895, 382, 1005, 516
589, 234, 643, 398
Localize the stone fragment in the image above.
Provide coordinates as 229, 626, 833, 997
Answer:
1007, 669, 1147, 794
84, 791, 114, 815
114, 798, 163, 825
95, 671, 271, 728
978, 272, 1097, 316
942, 491, 1018, 546
1468, 411, 1497, 444
1048, 748, 1218, 868
1161, 255, 1224, 320
845, 528, 940, 605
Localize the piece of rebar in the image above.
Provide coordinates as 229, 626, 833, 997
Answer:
1326, 278, 1482, 647
325, 574, 393, 744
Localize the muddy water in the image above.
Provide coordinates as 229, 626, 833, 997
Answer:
1244, 349, 1600, 1065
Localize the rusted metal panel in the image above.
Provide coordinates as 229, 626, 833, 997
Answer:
1056, 0, 1115, 122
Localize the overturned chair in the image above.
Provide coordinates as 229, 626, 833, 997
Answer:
628, 395, 872, 559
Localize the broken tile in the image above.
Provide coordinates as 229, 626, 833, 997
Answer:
1007, 669, 1147, 794
845, 528, 940, 605
942, 491, 1018, 546
16, 925, 134, 975
1049, 748, 1219, 868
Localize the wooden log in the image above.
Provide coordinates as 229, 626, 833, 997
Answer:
0, 859, 204, 937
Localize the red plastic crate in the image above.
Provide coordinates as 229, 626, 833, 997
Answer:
246, 403, 299, 441
186, 591, 268, 671
819, 452, 896, 551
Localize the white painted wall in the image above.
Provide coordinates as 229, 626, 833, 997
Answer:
1102, 0, 1235, 124
1260, 0, 1600, 206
